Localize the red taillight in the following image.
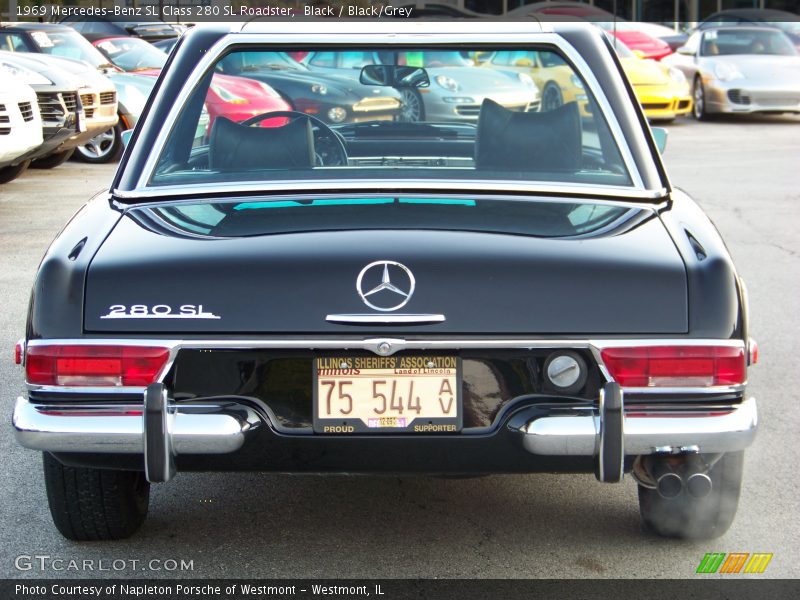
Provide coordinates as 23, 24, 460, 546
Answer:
15, 341, 23, 365
25, 345, 170, 387
600, 345, 746, 388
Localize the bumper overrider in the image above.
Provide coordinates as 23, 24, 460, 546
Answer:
13, 379, 758, 484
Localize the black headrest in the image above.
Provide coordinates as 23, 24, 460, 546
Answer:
475, 99, 582, 171
208, 116, 315, 171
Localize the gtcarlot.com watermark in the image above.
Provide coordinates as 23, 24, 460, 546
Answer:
14, 554, 194, 573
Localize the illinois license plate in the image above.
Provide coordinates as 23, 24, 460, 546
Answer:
313, 355, 461, 434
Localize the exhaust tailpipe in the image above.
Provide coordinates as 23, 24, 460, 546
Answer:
656, 472, 683, 498
650, 460, 684, 498
686, 472, 713, 498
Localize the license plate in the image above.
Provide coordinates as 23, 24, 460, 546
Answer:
313, 355, 461, 434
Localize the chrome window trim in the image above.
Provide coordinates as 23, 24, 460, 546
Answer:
128, 28, 652, 198
116, 181, 669, 202
115, 190, 668, 211
25, 338, 746, 396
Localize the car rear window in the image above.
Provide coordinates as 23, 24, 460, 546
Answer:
149, 45, 634, 190
133, 196, 640, 239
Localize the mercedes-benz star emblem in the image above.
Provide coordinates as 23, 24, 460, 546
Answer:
356, 261, 415, 312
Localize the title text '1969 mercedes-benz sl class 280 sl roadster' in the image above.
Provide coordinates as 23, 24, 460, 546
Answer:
12, 21, 758, 542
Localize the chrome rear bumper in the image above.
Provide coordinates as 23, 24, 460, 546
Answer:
13, 396, 261, 456
523, 396, 758, 456
13, 390, 757, 483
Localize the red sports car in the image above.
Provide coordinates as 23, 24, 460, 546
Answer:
92, 36, 291, 126
506, 2, 673, 61
598, 23, 673, 61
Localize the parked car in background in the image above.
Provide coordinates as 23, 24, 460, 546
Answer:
663, 27, 800, 120
0, 71, 42, 183
481, 49, 589, 116
92, 36, 292, 132
0, 52, 81, 169
504, 2, 674, 60
59, 14, 182, 43
0, 23, 118, 70
610, 38, 691, 121
0, 23, 121, 163
597, 22, 673, 60
697, 8, 800, 51
92, 36, 170, 73
303, 50, 539, 122
218, 51, 402, 124
79, 71, 157, 163
634, 22, 689, 52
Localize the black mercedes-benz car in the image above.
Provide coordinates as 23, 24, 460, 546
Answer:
13, 22, 758, 542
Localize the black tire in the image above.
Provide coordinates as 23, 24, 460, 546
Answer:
32, 149, 75, 169
542, 82, 564, 112
0, 160, 30, 184
43, 452, 150, 541
638, 451, 744, 539
73, 124, 123, 164
398, 87, 425, 122
692, 76, 712, 121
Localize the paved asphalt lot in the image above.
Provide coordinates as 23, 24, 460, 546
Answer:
1, 115, 799, 580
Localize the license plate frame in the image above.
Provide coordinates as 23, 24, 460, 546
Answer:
313, 354, 461, 434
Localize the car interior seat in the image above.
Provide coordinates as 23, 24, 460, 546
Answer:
208, 116, 315, 171
474, 98, 582, 171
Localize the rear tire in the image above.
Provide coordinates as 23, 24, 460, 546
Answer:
638, 451, 744, 539
43, 452, 150, 541
0, 160, 30, 184
32, 149, 75, 169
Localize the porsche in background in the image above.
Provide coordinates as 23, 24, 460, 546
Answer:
664, 27, 800, 119
303, 50, 540, 122
696, 8, 800, 51
0, 71, 42, 183
611, 38, 692, 122
217, 51, 402, 124
481, 49, 590, 116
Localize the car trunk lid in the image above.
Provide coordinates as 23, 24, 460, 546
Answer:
84, 197, 688, 334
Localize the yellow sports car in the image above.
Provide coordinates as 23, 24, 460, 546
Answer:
614, 40, 692, 121
483, 50, 591, 117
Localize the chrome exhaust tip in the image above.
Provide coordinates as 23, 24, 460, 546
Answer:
656, 472, 683, 498
686, 472, 713, 498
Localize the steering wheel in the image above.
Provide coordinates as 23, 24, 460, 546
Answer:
240, 110, 348, 167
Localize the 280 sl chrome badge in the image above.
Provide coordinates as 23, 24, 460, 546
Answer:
356, 261, 415, 312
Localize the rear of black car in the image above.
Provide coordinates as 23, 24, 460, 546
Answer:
14, 190, 756, 541
12, 22, 758, 542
